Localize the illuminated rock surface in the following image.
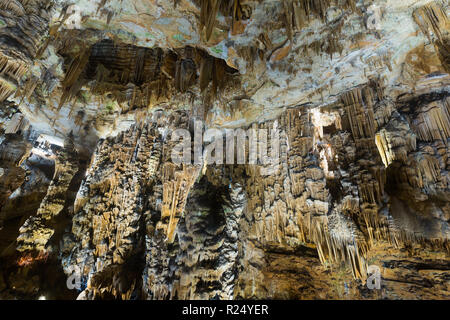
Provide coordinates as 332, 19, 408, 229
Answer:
0, 0, 449, 299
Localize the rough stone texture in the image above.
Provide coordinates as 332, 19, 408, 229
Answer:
0, 0, 449, 300
16, 134, 79, 252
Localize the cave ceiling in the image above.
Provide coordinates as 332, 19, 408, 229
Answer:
0, 0, 449, 300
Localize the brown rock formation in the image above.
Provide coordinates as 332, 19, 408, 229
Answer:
0, 0, 449, 300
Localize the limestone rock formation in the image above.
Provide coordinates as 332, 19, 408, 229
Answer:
0, 0, 449, 300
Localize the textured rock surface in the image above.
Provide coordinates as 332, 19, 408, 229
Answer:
0, 0, 449, 300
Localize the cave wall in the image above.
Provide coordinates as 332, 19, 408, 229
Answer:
0, 0, 449, 300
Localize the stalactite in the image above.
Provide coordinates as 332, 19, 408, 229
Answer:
199, 56, 213, 92
0, 0, 26, 17
413, 2, 450, 72
199, 0, 221, 41
342, 86, 377, 139
159, 165, 201, 243
413, 2, 448, 48
16, 250, 48, 267
359, 207, 392, 246
309, 215, 368, 281
61, 113, 198, 299
414, 153, 441, 187
412, 98, 450, 142
4, 113, 28, 134
175, 59, 196, 93
0, 0, 51, 105
0, 53, 28, 102
16, 75, 39, 104
375, 125, 417, 168
198, 0, 247, 41
59, 47, 91, 109
56, 38, 236, 112
0, 78, 16, 102
283, 0, 356, 34
1, 0, 449, 300
0, 53, 28, 82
